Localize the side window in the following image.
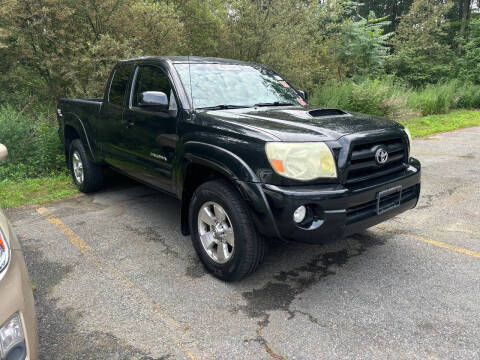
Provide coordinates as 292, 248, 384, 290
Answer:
109, 65, 132, 106
132, 65, 172, 110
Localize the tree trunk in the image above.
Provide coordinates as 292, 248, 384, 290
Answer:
458, 0, 472, 53
388, 0, 398, 34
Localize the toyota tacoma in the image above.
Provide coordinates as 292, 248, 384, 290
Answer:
57, 56, 421, 281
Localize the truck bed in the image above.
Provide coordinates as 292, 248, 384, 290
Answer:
57, 98, 104, 160
58, 98, 103, 120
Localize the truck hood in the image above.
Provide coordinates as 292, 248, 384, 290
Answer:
200, 106, 403, 141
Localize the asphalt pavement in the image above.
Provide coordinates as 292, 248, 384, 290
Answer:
6, 127, 480, 359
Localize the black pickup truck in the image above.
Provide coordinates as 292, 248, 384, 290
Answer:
58, 56, 421, 281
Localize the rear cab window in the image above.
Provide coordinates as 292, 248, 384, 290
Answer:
108, 64, 134, 106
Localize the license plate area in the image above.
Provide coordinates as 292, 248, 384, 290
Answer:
376, 186, 402, 215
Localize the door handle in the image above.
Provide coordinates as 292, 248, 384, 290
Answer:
126, 120, 134, 128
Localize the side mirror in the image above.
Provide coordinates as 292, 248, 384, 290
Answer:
138, 91, 169, 110
297, 90, 308, 100
0, 144, 8, 162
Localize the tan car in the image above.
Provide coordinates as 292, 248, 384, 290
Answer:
0, 143, 38, 359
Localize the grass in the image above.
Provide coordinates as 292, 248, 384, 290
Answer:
311, 78, 480, 118
0, 172, 79, 208
399, 109, 480, 138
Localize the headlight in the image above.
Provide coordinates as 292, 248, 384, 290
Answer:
403, 127, 413, 157
0, 227, 10, 273
0, 313, 26, 359
265, 142, 337, 180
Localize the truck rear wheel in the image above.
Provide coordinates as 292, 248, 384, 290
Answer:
189, 179, 265, 281
69, 139, 103, 193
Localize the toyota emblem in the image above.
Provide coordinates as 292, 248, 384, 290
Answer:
375, 147, 389, 165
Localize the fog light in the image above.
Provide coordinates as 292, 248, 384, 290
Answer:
0, 313, 25, 360
293, 206, 307, 223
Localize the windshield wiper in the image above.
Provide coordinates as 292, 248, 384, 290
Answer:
198, 102, 295, 110
253, 101, 295, 107
197, 104, 249, 110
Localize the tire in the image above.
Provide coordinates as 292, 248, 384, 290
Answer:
189, 179, 265, 281
69, 139, 103, 193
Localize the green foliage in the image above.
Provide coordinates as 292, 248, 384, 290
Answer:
312, 79, 480, 117
0, 0, 185, 99
0, 105, 64, 180
387, 0, 455, 87
1, 0, 479, 100
316, 2, 393, 81
399, 109, 480, 137
176, 0, 226, 56
408, 81, 480, 115
220, 0, 321, 91
357, 0, 414, 33
407, 83, 457, 115
457, 18, 480, 84
0, 173, 78, 208
311, 77, 409, 117
456, 83, 480, 108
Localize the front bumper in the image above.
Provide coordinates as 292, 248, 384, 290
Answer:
0, 250, 38, 360
241, 158, 421, 243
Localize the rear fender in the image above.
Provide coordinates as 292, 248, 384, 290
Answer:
63, 113, 96, 163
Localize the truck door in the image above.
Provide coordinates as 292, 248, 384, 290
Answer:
121, 64, 179, 193
98, 63, 134, 169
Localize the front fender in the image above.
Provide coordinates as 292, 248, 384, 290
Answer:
178, 141, 282, 239
182, 141, 260, 183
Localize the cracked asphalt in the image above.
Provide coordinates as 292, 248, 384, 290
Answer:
5, 127, 480, 359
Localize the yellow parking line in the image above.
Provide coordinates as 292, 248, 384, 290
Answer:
377, 225, 480, 259
36, 206, 202, 360
37, 207, 90, 253
407, 233, 480, 258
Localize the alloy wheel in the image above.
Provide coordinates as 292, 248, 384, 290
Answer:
72, 150, 84, 184
197, 201, 235, 264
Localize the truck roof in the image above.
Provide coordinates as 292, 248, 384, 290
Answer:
118, 56, 254, 66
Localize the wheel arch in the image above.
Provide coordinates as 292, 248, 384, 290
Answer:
179, 142, 260, 236
63, 114, 96, 164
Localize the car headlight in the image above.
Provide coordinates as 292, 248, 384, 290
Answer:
265, 142, 337, 181
0, 313, 26, 360
403, 127, 413, 157
0, 227, 10, 273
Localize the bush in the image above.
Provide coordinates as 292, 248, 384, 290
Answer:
407, 81, 480, 116
407, 82, 457, 116
0, 105, 65, 180
311, 77, 411, 118
455, 84, 480, 109
311, 78, 480, 118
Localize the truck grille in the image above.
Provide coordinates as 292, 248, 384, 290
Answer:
345, 138, 407, 185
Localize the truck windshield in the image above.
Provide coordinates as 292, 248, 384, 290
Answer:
174, 63, 305, 109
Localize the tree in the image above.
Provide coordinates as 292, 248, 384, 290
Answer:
457, 17, 480, 83
0, 0, 185, 100
316, 1, 392, 81
387, 0, 454, 86
172, 0, 227, 56
357, 0, 414, 33
458, 0, 473, 43
219, 0, 322, 90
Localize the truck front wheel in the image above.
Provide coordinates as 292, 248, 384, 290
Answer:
189, 179, 265, 281
69, 139, 103, 193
